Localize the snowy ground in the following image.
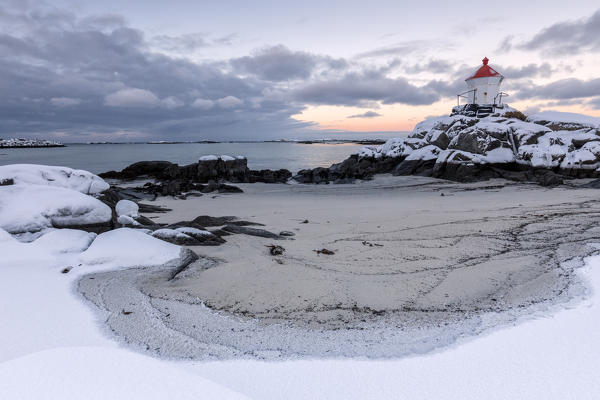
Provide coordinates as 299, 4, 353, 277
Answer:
1, 234, 599, 399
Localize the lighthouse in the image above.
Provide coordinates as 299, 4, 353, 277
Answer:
453, 57, 507, 118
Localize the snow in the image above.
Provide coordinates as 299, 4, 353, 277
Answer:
2, 225, 600, 398
117, 214, 141, 226
220, 155, 236, 161
0, 228, 96, 265
0, 184, 111, 238
528, 111, 600, 129
79, 228, 183, 269
199, 155, 218, 161
0, 164, 109, 194
0, 226, 247, 399
0, 348, 249, 400
152, 228, 193, 240
175, 227, 212, 236
115, 199, 139, 217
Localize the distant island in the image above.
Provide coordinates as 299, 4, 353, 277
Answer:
0, 138, 65, 148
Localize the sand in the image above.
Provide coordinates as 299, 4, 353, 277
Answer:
78, 175, 600, 359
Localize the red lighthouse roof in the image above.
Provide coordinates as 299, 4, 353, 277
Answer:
465, 57, 503, 81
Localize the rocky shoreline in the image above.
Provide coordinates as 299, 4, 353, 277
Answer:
294, 110, 600, 186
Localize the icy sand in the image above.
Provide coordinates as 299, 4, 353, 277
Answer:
3, 175, 600, 398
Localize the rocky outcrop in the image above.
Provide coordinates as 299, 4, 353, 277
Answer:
100, 156, 292, 185
294, 109, 600, 186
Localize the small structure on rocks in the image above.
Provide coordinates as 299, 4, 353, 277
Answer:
453, 57, 508, 118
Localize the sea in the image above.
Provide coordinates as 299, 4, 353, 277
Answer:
0, 141, 403, 174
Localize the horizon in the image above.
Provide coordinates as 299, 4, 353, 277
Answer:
1, 0, 599, 141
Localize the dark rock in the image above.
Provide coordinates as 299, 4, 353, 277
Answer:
580, 179, 600, 188
137, 203, 171, 213
314, 248, 335, 255
279, 231, 296, 237
449, 130, 502, 154
429, 131, 450, 149
267, 245, 285, 256
0, 178, 14, 186
392, 159, 435, 176
534, 170, 563, 187
222, 225, 283, 239
192, 215, 263, 227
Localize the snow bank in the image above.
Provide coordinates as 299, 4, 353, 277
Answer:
0, 229, 96, 266
0, 185, 111, 238
79, 228, 183, 269
0, 164, 109, 194
528, 111, 600, 129
0, 347, 250, 400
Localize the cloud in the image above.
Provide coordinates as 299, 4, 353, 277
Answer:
496, 35, 513, 53
355, 40, 451, 59
216, 95, 243, 108
230, 45, 346, 82
50, 97, 82, 107
0, 4, 309, 140
587, 97, 600, 110
191, 98, 214, 110
520, 9, 600, 55
515, 78, 600, 101
295, 71, 441, 107
151, 33, 208, 52
348, 111, 382, 119
403, 59, 454, 74
160, 96, 184, 110
500, 63, 555, 79
104, 88, 160, 108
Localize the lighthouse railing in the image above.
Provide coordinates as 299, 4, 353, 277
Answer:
493, 92, 509, 109
457, 89, 476, 106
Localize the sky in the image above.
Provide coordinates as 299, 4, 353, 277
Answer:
1, 0, 599, 142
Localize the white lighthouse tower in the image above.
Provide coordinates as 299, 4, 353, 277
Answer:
454, 57, 507, 117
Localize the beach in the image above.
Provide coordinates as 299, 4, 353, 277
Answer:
78, 175, 600, 359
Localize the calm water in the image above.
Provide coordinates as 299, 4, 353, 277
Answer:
0, 142, 371, 174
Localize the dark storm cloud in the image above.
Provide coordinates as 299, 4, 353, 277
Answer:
295, 70, 442, 107
230, 45, 347, 82
520, 9, 600, 55
0, 4, 309, 140
348, 111, 382, 119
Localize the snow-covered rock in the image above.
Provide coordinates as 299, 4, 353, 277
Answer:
0, 184, 112, 239
527, 111, 600, 131
0, 164, 109, 194
115, 200, 139, 218
152, 228, 197, 245
79, 228, 189, 268
363, 110, 600, 175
